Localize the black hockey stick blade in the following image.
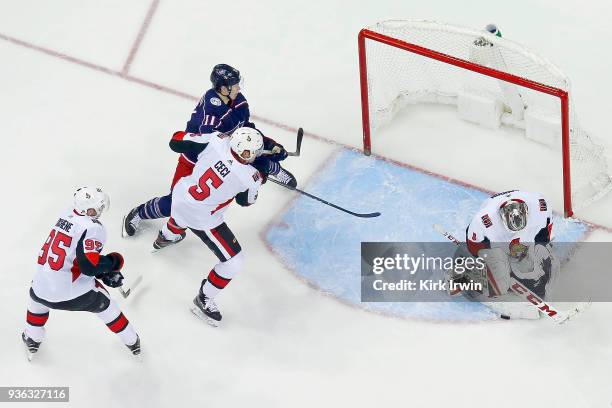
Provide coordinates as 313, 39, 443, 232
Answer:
269, 178, 380, 218
262, 127, 304, 157
287, 128, 304, 157
118, 275, 143, 298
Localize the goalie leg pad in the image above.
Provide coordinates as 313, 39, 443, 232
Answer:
480, 248, 512, 296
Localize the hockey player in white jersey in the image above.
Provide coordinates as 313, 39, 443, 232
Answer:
153, 127, 264, 326
23, 187, 140, 360
450, 190, 559, 319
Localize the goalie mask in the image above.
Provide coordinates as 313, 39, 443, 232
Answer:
74, 187, 110, 219
230, 127, 263, 164
499, 199, 528, 232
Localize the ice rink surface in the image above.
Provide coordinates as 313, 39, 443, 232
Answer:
1, 1, 612, 407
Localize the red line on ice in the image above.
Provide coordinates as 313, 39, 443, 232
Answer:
122, 0, 160, 75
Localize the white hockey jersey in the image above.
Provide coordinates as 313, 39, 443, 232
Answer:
466, 190, 553, 257
32, 208, 106, 302
171, 131, 262, 230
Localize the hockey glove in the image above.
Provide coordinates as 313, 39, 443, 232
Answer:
100, 271, 124, 288
262, 135, 288, 161
107, 252, 124, 271
269, 145, 288, 161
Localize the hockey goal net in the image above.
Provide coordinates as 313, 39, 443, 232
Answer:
358, 20, 612, 217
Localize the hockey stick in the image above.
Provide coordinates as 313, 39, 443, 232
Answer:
261, 128, 304, 157
269, 178, 381, 218
432, 224, 590, 324
118, 275, 143, 299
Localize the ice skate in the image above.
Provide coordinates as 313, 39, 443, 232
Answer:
191, 290, 222, 327
273, 165, 297, 188
122, 207, 141, 237
126, 335, 142, 360
22, 332, 40, 362
152, 230, 185, 252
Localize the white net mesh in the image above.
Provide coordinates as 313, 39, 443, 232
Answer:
364, 20, 612, 211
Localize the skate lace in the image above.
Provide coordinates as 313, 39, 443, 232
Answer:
276, 168, 292, 184
129, 210, 141, 227
205, 298, 219, 313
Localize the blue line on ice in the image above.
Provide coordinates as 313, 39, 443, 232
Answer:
266, 150, 589, 322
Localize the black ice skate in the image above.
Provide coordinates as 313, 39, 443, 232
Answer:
126, 335, 141, 357
122, 207, 141, 237
274, 165, 297, 188
152, 230, 185, 252
22, 332, 41, 361
191, 292, 222, 327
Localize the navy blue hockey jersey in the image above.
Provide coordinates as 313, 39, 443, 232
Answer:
183, 89, 254, 163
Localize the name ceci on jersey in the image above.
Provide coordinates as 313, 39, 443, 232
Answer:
214, 160, 230, 178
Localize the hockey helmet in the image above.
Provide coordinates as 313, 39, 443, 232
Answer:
499, 199, 528, 232
210, 64, 241, 92
230, 127, 263, 164
74, 187, 110, 219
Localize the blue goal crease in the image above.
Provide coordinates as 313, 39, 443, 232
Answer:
265, 149, 589, 322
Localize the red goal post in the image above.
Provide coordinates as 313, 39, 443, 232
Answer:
358, 21, 611, 218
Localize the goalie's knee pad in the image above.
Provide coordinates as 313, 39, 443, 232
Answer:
479, 248, 512, 296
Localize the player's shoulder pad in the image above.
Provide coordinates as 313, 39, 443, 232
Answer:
233, 93, 249, 108
85, 218, 105, 233
203, 89, 226, 111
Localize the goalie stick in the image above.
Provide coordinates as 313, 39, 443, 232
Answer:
432, 224, 590, 324
261, 127, 304, 157
118, 275, 143, 298
268, 178, 381, 218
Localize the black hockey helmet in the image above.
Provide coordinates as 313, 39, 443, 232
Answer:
210, 64, 241, 92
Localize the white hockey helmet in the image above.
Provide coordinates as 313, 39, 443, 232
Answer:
230, 127, 263, 164
499, 199, 528, 232
74, 187, 110, 219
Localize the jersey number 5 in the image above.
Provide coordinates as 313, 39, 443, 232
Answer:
189, 168, 223, 201
38, 230, 72, 271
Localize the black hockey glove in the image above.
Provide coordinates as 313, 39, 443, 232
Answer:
262, 135, 288, 161
100, 271, 124, 288
268, 145, 288, 161
107, 252, 124, 271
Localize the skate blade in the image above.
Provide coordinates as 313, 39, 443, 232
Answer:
150, 241, 182, 254
24, 347, 34, 362
190, 306, 220, 327
121, 215, 128, 238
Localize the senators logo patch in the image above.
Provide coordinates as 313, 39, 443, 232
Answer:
481, 214, 493, 228
539, 199, 547, 211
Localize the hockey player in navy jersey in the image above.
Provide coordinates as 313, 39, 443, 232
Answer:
123, 64, 296, 241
